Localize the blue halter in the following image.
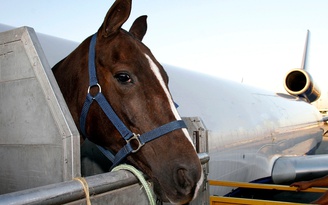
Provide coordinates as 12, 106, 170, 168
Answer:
80, 33, 187, 169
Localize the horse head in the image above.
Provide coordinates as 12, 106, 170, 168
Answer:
52, 0, 203, 203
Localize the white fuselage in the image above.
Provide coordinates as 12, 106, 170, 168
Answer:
165, 66, 323, 195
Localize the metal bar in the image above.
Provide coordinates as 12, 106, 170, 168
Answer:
208, 180, 328, 193
0, 154, 209, 205
0, 170, 139, 205
198, 152, 210, 164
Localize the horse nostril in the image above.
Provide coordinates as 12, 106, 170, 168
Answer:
177, 169, 190, 188
175, 168, 194, 196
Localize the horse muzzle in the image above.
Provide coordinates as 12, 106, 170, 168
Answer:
152, 162, 203, 204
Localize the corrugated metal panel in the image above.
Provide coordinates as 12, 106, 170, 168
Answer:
0, 27, 80, 194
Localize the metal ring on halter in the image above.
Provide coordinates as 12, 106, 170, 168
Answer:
126, 133, 144, 153
87, 83, 102, 97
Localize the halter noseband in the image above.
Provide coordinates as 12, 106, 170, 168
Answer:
80, 33, 187, 169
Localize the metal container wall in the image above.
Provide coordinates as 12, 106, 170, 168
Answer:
0, 27, 80, 194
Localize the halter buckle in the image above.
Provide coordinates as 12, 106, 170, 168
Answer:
87, 83, 102, 98
126, 133, 143, 153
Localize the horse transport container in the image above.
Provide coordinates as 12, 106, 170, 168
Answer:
0, 26, 80, 194
0, 27, 209, 204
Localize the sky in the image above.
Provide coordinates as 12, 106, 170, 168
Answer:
1, 0, 328, 93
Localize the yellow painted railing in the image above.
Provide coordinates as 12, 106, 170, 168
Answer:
210, 196, 309, 205
209, 180, 328, 205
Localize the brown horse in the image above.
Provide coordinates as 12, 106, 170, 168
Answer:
52, 0, 202, 203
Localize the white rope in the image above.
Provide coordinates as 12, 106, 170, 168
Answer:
112, 164, 156, 205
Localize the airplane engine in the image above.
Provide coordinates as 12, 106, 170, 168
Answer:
284, 69, 320, 103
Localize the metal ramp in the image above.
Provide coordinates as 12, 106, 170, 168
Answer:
0, 27, 80, 194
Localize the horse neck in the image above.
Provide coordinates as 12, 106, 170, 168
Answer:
52, 41, 90, 123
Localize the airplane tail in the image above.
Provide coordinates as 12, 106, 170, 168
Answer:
301, 30, 310, 70
283, 30, 321, 103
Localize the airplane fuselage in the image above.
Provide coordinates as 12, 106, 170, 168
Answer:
165, 67, 323, 195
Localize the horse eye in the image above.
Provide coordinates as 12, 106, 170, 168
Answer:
114, 73, 132, 84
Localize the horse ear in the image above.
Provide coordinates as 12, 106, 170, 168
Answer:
102, 0, 132, 37
129, 15, 148, 41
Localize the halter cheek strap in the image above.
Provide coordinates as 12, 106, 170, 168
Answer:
80, 33, 187, 169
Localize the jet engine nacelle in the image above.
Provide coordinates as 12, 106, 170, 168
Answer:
284, 69, 320, 103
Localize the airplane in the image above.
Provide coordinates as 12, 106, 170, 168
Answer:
1, 23, 327, 199
169, 30, 327, 196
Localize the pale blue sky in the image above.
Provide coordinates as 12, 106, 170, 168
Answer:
2, 0, 328, 92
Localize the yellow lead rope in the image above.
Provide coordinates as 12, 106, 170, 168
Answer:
74, 177, 92, 205
112, 164, 156, 205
